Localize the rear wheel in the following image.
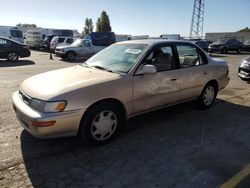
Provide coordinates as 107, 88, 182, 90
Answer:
221, 48, 226, 54
197, 83, 217, 109
79, 102, 123, 145
7, 52, 19, 61
67, 51, 76, 61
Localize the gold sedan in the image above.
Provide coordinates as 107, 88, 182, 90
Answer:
12, 40, 230, 145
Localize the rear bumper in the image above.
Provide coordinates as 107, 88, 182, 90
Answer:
12, 91, 86, 138
20, 50, 31, 58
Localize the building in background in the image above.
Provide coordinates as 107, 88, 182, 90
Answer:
206, 27, 250, 42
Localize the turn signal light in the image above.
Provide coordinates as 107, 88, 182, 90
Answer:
31, 120, 56, 127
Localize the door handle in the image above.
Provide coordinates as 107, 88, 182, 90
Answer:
170, 78, 177, 81
203, 72, 208, 75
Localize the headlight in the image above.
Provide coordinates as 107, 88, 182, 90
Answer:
29, 99, 67, 113
44, 101, 67, 112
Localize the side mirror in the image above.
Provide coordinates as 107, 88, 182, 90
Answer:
140, 64, 157, 75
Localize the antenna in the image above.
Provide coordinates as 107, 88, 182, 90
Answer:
189, 0, 205, 39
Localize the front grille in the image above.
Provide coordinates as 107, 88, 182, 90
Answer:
19, 91, 31, 104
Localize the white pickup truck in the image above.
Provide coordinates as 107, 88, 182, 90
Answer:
55, 39, 106, 61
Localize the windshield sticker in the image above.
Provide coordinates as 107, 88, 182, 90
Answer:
125, 49, 142, 54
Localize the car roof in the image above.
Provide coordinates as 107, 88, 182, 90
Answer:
116, 39, 193, 46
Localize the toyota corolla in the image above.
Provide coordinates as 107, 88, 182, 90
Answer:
12, 40, 230, 145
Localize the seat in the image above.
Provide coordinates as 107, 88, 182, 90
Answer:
154, 52, 172, 71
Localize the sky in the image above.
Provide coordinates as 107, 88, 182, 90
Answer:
0, 0, 249, 37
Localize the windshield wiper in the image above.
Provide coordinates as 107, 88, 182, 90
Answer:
91, 65, 114, 73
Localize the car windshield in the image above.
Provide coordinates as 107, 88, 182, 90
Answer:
71, 39, 84, 47
85, 43, 148, 73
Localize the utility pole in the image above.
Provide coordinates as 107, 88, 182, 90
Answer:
189, 0, 205, 39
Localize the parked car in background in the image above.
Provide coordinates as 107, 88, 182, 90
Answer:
50, 36, 74, 51
55, 39, 106, 61
208, 39, 243, 54
238, 56, 250, 81
191, 40, 212, 51
85, 32, 116, 46
0, 37, 30, 61
243, 40, 250, 51
0, 26, 23, 43
13, 40, 229, 145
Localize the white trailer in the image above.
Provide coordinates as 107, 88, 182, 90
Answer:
160, 34, 181, 40
0, 26, 24, 43
24, 28, 43, 48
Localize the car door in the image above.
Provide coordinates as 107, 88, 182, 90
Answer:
133, 45, 180, 114
175, 43, 209, 101
78, 40, 94, 57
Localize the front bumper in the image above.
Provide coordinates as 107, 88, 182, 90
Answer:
208, 46, 223, 52
55, 50, 66, 57
12, 91, 86, 138
238, 68, 250, 80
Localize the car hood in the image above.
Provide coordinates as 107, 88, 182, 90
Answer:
20, 65, 121, 100
56, 45, 76, 50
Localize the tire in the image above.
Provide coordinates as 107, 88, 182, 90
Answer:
197, 83, 217, 109
237, 48, 241, 54
7, 52, 19, 61
221, 48, 226, 54
79, 102, 124, 145
66, 51, 76, 61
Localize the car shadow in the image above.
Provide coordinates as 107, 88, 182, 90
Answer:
0, 60, 35, 67
20, 99, 250, 187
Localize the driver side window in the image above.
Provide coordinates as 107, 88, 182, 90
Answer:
146, 46, 174, 72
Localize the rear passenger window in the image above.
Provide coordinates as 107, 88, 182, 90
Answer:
58, 38, 65, 43
176, 45, 206, 68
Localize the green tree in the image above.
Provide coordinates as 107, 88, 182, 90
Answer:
16, 23, 37, 28
83, 18, 93, 35
96, 18, 101, 32
96, 11, 112, 32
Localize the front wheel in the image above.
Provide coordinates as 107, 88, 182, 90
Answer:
197, 83, 217, 109
79, 102, 123, 145
66, 51, 76, 61
7, 52, 19, 61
